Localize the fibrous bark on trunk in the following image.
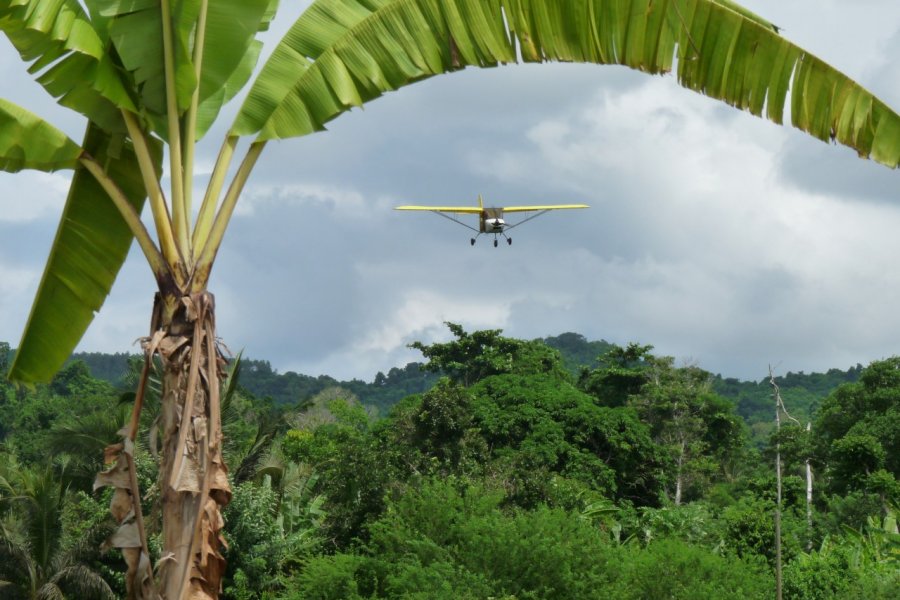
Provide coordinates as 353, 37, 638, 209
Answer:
95, 292, 231, 600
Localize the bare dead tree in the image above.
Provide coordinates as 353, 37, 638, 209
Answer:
769, 366, 784, 600
805, 421, 814, 551
769, 366, 811, 599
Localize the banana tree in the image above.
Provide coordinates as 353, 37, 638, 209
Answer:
2, 0, 898, 598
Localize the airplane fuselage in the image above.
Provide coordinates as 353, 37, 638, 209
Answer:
479, 208, 506, 233
481, 215, 506, 233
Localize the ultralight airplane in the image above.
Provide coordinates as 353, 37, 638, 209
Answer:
395, 195, 589, 247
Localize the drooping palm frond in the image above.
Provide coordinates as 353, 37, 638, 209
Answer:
47, 405, 131, 489
229, 413, 288, 486
0, 513, 36, 592
0, 462, 117, 599
235, 0, 899, 167
278, 463, 326, 534
3, 0, 280, 384
9, 124, 161, 384
47, 563, 116, 600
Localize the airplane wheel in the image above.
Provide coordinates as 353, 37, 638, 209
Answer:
494, 239, 498, 247
470, 238, 476, 246
507, 238, 512, 245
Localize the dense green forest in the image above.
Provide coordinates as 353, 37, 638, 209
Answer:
65, 331, 861, 435
1, 329, 897, 599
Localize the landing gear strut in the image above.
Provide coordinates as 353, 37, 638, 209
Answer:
472, 233, 511, 247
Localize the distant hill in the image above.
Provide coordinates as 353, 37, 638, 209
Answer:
537, 333, 862, 442
711, 366, 863, 444
67, 351, 138, 386
540, 332, 616, 374
235, 358, 438, 414
63, 335, 862, 429
66, 350, 438, 415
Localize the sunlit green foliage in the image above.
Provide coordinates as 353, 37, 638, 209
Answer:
578, 342, 655, 407
2, 332, 899, 598
815, 358, 900, 515
280, 478, 772, 600
411, 322, 567, 386
784, 513, 900, 600
223, 473, 324, 600
473, 373, 666, 506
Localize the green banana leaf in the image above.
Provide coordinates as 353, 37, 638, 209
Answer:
102, 0, 198, 122
0, 0, 133, 133
96, 0, 277, 139
196, 40, 264, 139
8, 124, 161, 384
0, 99, 82, 172
194, 0, 278, 139
234, 0, 899, 168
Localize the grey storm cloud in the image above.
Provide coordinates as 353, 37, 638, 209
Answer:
2, 0, 900, 382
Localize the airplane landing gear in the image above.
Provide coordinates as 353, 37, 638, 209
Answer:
507, 237, 512, 245
493, 239, 498, 247
471, 238, 476, 246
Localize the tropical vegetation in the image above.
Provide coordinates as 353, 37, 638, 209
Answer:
2, 328, 899, 598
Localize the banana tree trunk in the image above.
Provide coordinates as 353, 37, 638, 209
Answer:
96, 292, 231, 600
156, 292, 231, 600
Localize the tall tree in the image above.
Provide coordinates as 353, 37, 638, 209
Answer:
630, 358, 744, 505
411, 322, 565, 386
579, 342, 656, 407
2, 1, 899, 598
814, 357, 900, 514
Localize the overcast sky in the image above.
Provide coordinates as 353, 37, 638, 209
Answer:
2, 0, 899, 383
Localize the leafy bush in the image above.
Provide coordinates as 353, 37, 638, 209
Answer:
279, 554, 366, 600
280, 478, 770, 600
612, 539, 771, 599
784, 544, 900, 599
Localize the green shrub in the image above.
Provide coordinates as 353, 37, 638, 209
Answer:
612, 538, 771, 599
280, 554, 366, 600
279, 478, 776, 600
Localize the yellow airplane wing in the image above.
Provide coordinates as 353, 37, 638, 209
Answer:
395, 205, 483, 214
502, 204, 589, 213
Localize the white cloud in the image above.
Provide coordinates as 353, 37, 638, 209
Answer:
233, 182, 389, 219
354, 289, 510, 352
0, 262, 35, 294
0, 171, 70, 223
0, 261, 38, 347
286, 289, 512, 379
